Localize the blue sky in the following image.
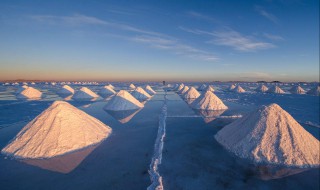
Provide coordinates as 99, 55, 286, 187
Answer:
0, 0, 318, 82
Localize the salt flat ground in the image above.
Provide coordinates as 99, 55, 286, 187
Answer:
0, 83, 319, 190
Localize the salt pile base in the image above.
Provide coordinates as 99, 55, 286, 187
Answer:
104, 90, 144, 111
191, 91, 228, 110
215, 103, 320, 168
131, 87, 151, 101
1, 101, 112, 159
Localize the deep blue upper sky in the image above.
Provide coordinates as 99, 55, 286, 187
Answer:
0, 0, 319, 82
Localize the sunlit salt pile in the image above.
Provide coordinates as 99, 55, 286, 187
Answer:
267, 85, 285, 94
106, 84, 115, 89
144, 85, 156, 95
104, 90, 144, 111
256, 84, 268, 92
198, 84, 207, 91
234, 85, 246, 93
57, 85, 75, 95
229, 84, 236, 91
215, 103, 320, 168
73, 87, 99, 100
290, 85, 306, 94
205, 85, 214, 92
131, 87, 151, 101
307, 86, 320, 96
98, 85, 116, 97
178, 85, 189, 94
129, 83, 136, 89
16, 85, 28, 94
191, 90, 228, 110
16, 87, 42, 99
183, 87, 200, 99
1, 101, 112, 159
176, 83, 184, 91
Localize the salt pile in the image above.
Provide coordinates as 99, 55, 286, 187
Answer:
198, 84, 207, 91
267, 86, 285, 94
131, 87, 151, 101
229, 84, 236, 91
145, 85, 156, 95
73, 87, 99, 100
106, 84, 115, 89
205, 85, 215, 92
58, 85, 74, 95
1, 101, 112, 159
191, 91, 228, 110
104, 90, 144, 111
290, 85, 306, 94
178, 85, 189, 94
183, 87, 200, 99
129, 84, 136, 89
99, 86, 116, 97
307, 86, 320, 96
256, 84, 268, 92
234, 85, 246, 93
16, 87, 42, 99
215, 103, 320, 168
16, 85, 28, 94
176, 83, 184, 91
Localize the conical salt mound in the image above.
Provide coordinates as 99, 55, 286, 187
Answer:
176, 83, 184, 91
1, 101, 112, 159
229, 84, 236, 91
16, 85, 28, 94
215, 103, 320, 168
179, 86, 189, 94
58, 85, 74, 95
307, 86, 320, 96
73, 87, 99, 100
267, 86, 285, 94
290, 86, 305, 94
104, 90, 144, 111
16, 87, 42, 99
191, 91, 228, 110
99, 86, 116, 97
205, 85, 215, 92
198, 84, 207, 91
129, 84, 136, 89
144, 85, 156, 95
184, 87, 200, 99
131, 87, 151, 101
234, 85, 246, 93
256, 84, 268, 92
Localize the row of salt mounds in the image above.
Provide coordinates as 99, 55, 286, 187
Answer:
233, 85, 246, 93
290, 85, 306, 94
178, 85, 189, 94
58, 85, 75, 95
104, 90, 144, 111
267, 85, 285, 94
191, 91, 228, 110
129, 83, 136, 89
215, 103, 320, 168
145, 85, 156, 95
73, 87, 99, 100
307, 86, 320, 96
183, 87, 200, 99
1, 101, 112, 159
16, 87, 42, 99
131, 87, 152, 101
99, 85, 116, 97
16, 85, 29, 94
256, 84, 269, 92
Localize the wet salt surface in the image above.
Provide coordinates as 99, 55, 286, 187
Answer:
0, 83, 319, 190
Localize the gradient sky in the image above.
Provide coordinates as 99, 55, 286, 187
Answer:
0, 0, 319, 82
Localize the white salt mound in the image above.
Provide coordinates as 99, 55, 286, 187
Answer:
191, 91, 228, 110
234, 85, 246, 93
58, 85, 74, 95
290, 86, 306, 94
104, 90, 144, 111
1, 101, 112, 159
99, 86, 116, 96
16, 85, 28, 94
256, 84, 268, 92
229, 84, 236, 91
176, 83, 184, 91
184, 87, 200, 99
129, 84, 136, 89
145, 85, 156, 95
215, 103, 320, 168
131, 87, 151, 101
307, 86, 320, 96
179, 85, 189, 94
267, 86, 285, 94
16, 87, 42, 99
205, 85, 215, 92
73, 87, 99, 100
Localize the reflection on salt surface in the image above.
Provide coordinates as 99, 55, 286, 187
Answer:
21, 144, 99, 174
194, 109, 226, 123
254, 165, 309, 180
104, 108, 142, 123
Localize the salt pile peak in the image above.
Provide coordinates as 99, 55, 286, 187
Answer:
58, 85, 74, 95
234, 85, 246, 93
73, 87, 99, 100
267, 86, 285, 94
104, 90, 144, 111
131, 87, 151, 101
191, 91, 228, 110
290, 85, 305, 94
1, 101, 112, 159
179, 85, 189, 94
184, 87, 200, 99
129, 84, 136, 89
99, 86, 116, 96
307, 86, 320, 96
229, 84, 236, 91
256, 84, 268, 92
145, 85, 156, 95
16, 87, 42, 99
215, 103, 320, 168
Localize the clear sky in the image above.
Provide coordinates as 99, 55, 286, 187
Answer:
0, 0, 319, 82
